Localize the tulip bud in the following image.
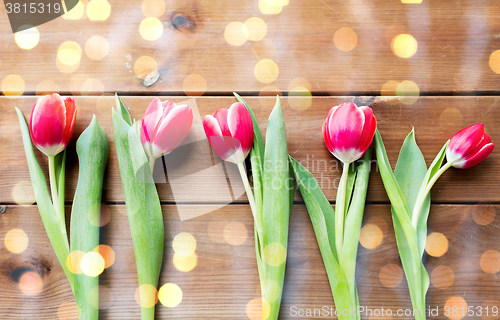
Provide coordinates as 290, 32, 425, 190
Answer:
140, 98, 194, 159
322, 102, 377, 163
202, 102, 254, 164
29, 93, 77, 156
446, 123, 494, 169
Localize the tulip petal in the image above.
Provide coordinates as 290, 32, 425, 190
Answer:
30, 94, 67, 155
207, 135, 243, 163
227, 102, 254, 156
452, 142, 494, 169
447, 123, 484, 162
142, 98, 164, 143
322, 118, 334, 154
203, 114, 223, 137
61, 97, 77, 149
213, 108, 232, 136
328, 102, 365, 161
153, 105, 193, 157
357, 106, 377, 155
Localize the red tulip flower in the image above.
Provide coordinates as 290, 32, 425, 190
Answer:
29, 93, 77, 156
140, 98, 193, 160
202, 102, 254, 164
323, 102, 377, 163
446, 123, 494, 169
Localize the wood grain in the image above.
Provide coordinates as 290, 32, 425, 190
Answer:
1, 96, 499, 204
0, 204, 498, 319
1, 0, 500, 95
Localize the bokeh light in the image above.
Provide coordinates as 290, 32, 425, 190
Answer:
173, 252, 198, 272
57, 302, 79, 320
391, 34, 418, 58
381, 80, 399, 96
252, 39, 277, 60
81, 78, 105, 97
15, 26, 40, 50
69, 74, 89, 94
359, 224, 383, 249
5, 228, 29, 253
12, 180, 35, 206
142, 0, 165, 17
439, 107, 464, 128
86, 0, 111, 21
58, 41, 82, 66
223, 221, 248, 246
430, 265, 454, 290
254, 59, 279, 83
489, 50, 500, 74
224, 21, 248, 46
85, 36, 109, 60
135, 284, 158, 308
264, 279, 281, 303
158, 283, 182, 308
444, 297, 467, 320
56, 58, 80, 73
481, 300, 500, 320
80, 252, 105, 277
90, 285, 113, 309
139, 17, 163, 41
93, 245, 115, 269
472, 206, 497, 226
259, 0, 283, 15
2, 74, 25, 98
425, 232, 449, 257
62, 0, 85, 20
207, 218, 228, 243
36, 80, 60, 96
244, 17, 267, 41
246, 298, 271, 320
333, 27, 357, 52
183, 74, 207, 96
172, 232, 197, 256
19, 271, 43, 295
480, 250, 500, 274
263, 242, 287, 267
67, 250, 85, 274
288, 87, 312, 111
259, 85, 282, 107
396, 80, 420, 105
96, 204, 111, 227
134, 55, 158, 79
401, 0, 422, 2
379, 264, 403, 288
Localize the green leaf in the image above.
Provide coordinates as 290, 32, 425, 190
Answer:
374, 130, 426, 319
289, 156, 354, 319
260, 97, 293, 320
15, 108, 74, 292
113, 107, 164, 320
115, 93, 132, 126
70, 115, 109, 320
394, 129, 428, 216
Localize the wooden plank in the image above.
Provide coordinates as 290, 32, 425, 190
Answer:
1, 0, 500, 95
1, 96, 499, 204
0, 204, 498, 319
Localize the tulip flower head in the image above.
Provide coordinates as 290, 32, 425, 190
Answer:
202, 102, 254, 164
446, 123, 494, 169
29, 93, 77, 156
323, 102, 377, 163
140, 98, 194, 159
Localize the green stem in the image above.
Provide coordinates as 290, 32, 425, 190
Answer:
141, 306, 155, 320
236, 161, 262, 236
149, 157, 156, 175
335, 161, 350, 259
411, 161, 453, 227
48, 155, 64, 231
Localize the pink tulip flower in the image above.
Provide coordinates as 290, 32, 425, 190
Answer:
323, 102, 377, 163
29, 93, 77, 156
446, 123, 494, 169
202, 102, 254, 164
140, 98, 194, 159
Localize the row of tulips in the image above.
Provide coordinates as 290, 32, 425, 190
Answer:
18, 93, 493, 320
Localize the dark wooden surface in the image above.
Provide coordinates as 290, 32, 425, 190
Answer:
1, 0, 500, 318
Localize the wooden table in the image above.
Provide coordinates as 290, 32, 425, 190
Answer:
1, 0, 500, 319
